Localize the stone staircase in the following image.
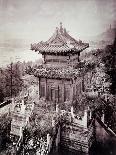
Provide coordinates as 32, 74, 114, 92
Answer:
60, 135, 89, 153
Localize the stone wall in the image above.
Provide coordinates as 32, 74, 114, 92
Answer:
59, 107, 93, 154
60, 122, 89, 153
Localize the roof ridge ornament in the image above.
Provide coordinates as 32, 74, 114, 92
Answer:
64, 28, 67, 34
60, 22, 63, 34
60, 22, 62, 27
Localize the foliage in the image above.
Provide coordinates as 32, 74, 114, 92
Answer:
0, 62, 23, 101
102, 36, 116, 94
0, 114, 11, 133
0, 114, 11, 149
0, 89, 4, 103
25, 66, 34, 75
25, 110, 53, 140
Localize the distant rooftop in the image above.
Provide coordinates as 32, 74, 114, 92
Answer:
31, 23, 89, 55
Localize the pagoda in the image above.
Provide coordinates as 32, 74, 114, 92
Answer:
31, 23, 89, 105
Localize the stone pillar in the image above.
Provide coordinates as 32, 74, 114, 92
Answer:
26, 116, 29, 125
42, 54, 46, 64
101, 112, 105, 123
47, 133, 51, 152
90, 110, 92, 120
31, 101, 35, 111
11, 97, 14, 104
11, 98, 15, 112
56, 104, 59, 113
55, 126, 60, 150
71, 106, 74, 118
19, 127, 23, 138
83, 110, 88, 128
21, 100, 26, 114
52, 118, 55, 127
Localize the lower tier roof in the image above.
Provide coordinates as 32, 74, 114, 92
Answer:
34, 66, 82, 79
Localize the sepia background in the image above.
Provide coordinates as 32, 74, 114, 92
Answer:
0, 0, 116, 66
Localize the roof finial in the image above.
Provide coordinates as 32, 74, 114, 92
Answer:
60, 22, 63, 33
60, 22, 62, 27
64, 28, 66, 34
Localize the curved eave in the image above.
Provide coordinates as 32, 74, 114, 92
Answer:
34, 70, 81, 80
34, 74, 72, 80
32, 44, 89, 56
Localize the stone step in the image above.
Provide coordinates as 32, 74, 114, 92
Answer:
60, 137, 89, 153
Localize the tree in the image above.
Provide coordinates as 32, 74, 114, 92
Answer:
102, 31, 116, 95
0, 89, 4, 103
0, 62, 23, 100
0, 114, 11, 149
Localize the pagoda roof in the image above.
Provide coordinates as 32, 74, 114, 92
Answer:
34, 65, 82, 80
31, 23, 89, 55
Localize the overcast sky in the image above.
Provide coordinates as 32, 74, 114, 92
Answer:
0, 0, 115, 42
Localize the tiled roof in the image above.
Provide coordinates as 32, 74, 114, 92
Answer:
31, 23, 89, 55
34, 66, 81, 79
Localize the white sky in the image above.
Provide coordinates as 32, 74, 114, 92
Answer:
0, 0, 115, 42
0, 0, 115, 66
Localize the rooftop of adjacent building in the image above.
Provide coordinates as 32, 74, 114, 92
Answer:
31, 23, 89, 55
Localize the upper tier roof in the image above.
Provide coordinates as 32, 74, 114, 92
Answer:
31, 23, 89, 55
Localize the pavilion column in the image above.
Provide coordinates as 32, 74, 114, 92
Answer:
70, 80, 74, 102
38, 78, 40, 99
58, 85, 59, 103
62, 81, 65, 102
78, 52, 80, 62
45, 78, 47, 100
70, 86, 74, 102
